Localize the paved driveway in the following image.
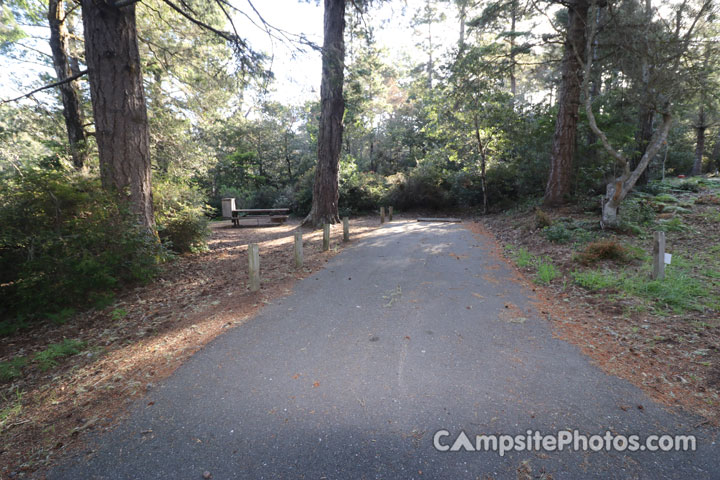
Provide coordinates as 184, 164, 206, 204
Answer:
51, 221, 718, 479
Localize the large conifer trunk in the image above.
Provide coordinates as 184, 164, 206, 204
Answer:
544, 0, 589, 206
303, 0, 345, 227
81, 0, 154, 229
48, 0, 87, 170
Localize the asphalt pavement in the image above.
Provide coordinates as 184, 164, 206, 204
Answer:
50, 221, 719, 479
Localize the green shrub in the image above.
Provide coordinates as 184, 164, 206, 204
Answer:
154, 179, 211, 253
677, 180, 701, 192
535, 257, 559, 284
34, 339, 86, 371
0, 169, 164, 324
0, 357, 27, 382
542, 224, 573, 243
654, 193, 679, 203
657, 217, 688, 232
514, 247, 534, 268
622, 198, 656, 225
535, 209, 552, 228
158, 211, 209, 254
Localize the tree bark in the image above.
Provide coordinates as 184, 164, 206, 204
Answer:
630, 0, 654, 186
48, 0, 87, 170
473, 113, 488, 214
509, 0, 517, 99
81, 0, 155, 230
303, 0, 345, 227
709, 128, 720, 173
543, 0, 589, 206
600, 113, 672, 227
691, 107, 706, 176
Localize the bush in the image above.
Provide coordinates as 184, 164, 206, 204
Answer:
575, 239, 629, 265
677, 180, 701, 192
535, 209, 552, 228
159, 211, 209, 254
385, 162, 453, 210
338, 157, 387, 214
0, 169, 164, 324
542, 224, 573, 243
154, 179, 211, 254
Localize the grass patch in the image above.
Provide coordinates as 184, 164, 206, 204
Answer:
34, 339, 86, 371
572, 269, 616, 290
0, 389, 23, 425
515, 247, 534, 268
535, 257, 559, 284
0, 357, 27, 382
618, 269, 709, 313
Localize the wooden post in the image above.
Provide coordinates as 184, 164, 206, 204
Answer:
248, 243, 260, 291
294, 232, 303, 268
652, 231, 665, 280
322, 223, 330, 251
380, 206, 385, 224
342, 217, 349, 242
388, 206, 393, 221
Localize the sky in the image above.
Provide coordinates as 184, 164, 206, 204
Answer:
234, 0, 460, 105
0, 0, 461, 107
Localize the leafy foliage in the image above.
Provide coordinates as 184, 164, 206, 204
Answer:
0, 168, 165, 324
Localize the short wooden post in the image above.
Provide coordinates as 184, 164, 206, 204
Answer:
248, 243, 260, 291
380, 206, 385, 224
322, 223, 330, 251
388, 206, 393, 221
652, 231, 665, 280
294, 232, 303, 268
342, 217, 349, 242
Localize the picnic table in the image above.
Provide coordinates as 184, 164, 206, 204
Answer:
231, 208, 290, 227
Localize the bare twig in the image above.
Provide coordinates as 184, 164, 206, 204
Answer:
0, 69, 87, 105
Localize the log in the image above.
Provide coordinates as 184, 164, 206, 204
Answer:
248, 243, 260, 291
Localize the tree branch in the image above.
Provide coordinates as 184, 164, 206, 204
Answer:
0, 69, 87, 105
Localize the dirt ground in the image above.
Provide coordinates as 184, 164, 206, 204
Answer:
0, 217, 383, 478
479, 196, 720, 426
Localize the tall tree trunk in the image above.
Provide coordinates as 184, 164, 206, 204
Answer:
585, 5, 603, 158
692, 107, 706, 176
426, 0, 433, 90
81, 0, 154, 230
48, 0, 87, 170
458, 0, 466, 51
631, 0, 654, 186
543, 0, 589, 206
473, 112, 488, 214
709, 128, 720, 173
303, 0, 346, 227
509, 0, 517, 99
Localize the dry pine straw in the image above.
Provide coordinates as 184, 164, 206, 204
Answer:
466, 219, 720, 425
0, 218, 383, 478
